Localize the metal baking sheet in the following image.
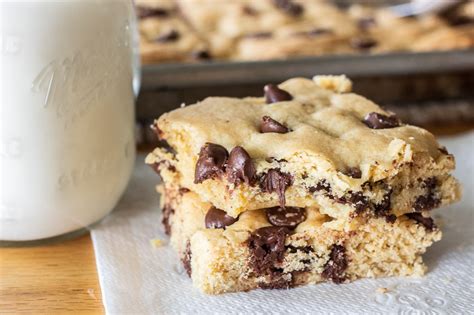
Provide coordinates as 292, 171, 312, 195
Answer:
141, 50, 474, 90
137, 49, 474, 146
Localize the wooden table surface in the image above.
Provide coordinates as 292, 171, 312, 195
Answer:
0, 234, 103, 314
1, 123, 472, 314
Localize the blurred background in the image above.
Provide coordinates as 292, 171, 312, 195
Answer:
135, 0, 474, 146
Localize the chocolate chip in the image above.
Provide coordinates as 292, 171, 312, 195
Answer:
194, 143, 228, 184
385, 214, 397, 223
273, 0, 304, 16
260, 169, 293, 207
157, 139, 176, 155
447, 16, 474, 26
309, 180, 331, 193
343, 167, 362, 179
247, 226, 290, 274
182, 241, 192, 277
374, 190, 392, 217
333, 191, 369, 213
162, 205, 174, 236
265, 157, 288, 163
294, 28, 332, 37
244, 32, 273, 39
242, 5, 258, 15
423, 177, 437, 190
178, 187, 190, 194
205, 207, 238, 229
258, 277, 292, 290
137, 6, 169, 19
406, 213, 436, 231
156, 29, 180, 43
260, 116, 289, 134
264, 84, 293, 104
226, 146, 256, 185
322, 244, 347, 284
286, 245, 313, 254
351, 37, 377, 50
265, 207, 306, 228
347, 191, 369, 213
358, 17, 376, 30
192, 49, 212, 60
413, 177, 440, 211
363, 112, 401, 129
413, 195, 440, 212
438, 146, 449, 154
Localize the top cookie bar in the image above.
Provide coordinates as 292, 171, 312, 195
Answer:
146, 75, 460, 220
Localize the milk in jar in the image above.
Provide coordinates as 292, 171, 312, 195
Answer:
0, 1, 136, 241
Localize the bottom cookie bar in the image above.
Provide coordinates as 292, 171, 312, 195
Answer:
161, 185, 441, 294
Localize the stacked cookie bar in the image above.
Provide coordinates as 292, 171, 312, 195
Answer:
146, 75, 461, 294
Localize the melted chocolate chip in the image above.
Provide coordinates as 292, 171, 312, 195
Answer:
258, 277, 292, 290
244, 32, 273, 39
374, 190, 392, 218
260, 169, 293, 207
358, 17, 376, 30
242, 5, 258, 15
156, 29, 180, 43
322, 244, 347, 284
438, 146, 449, 155
385, 214, 397, 223
406, 213, 436, 231
273, 0, 303, 16
194, 143, 228, 184
447, 16, 474, 26
413, 177, 440, 211
247, 226, 290, 274
344, 167, 362, 179
191, 49, 212, 60
265, 207, 306, 228
334, 191, 369, 213
347, 191, 369, 213
226, 146, 256, 185
260, 116, 289, 134
294, 28, 332, 37
351, 37, 377, 50
182, 241, 192, 277
286, 245, 313, 254
157, 139, 176, 155
264, 84, 293, 104
162, 205, 174, 236
205, 207, 238, 229
178, 187, 190, 194
137, 6, 169, 19
309, 180, 331, 193
423, 177, 437, 190
413, 195, 440, 212
363, 112, 401, 129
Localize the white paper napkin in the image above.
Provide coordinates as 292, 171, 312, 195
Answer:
91, 132, 474, 314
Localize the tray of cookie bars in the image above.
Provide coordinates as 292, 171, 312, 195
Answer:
135, 0, 474, 144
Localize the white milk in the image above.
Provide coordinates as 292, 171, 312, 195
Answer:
0, 1, 136, 241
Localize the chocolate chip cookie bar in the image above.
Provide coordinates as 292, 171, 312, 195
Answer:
137, 0, 211, 63
161, 184, 441, 294
137, 0, 474, 63
146, 76, 460, 221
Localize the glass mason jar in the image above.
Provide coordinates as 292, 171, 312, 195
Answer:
0, 1, 137, 241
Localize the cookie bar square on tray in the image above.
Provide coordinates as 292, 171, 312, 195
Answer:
161, 184, 441, 294
145, 75, 461, 221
